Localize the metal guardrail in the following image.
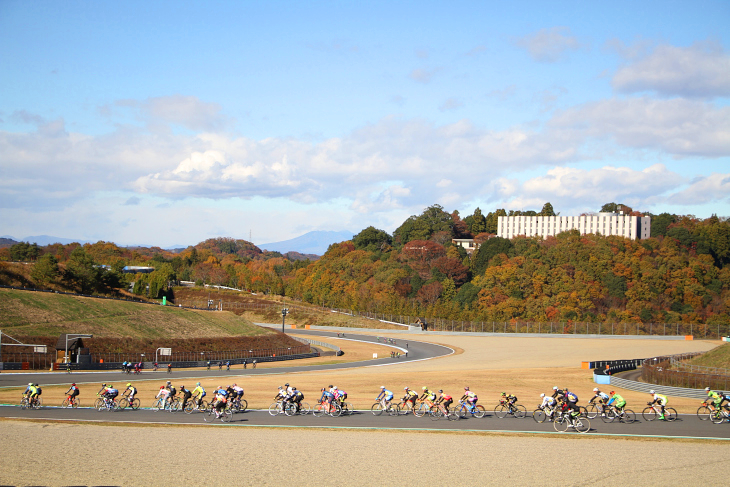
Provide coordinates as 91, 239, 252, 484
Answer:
291, 336, 341, 352
670, 353, 730, 376
608, 376, 715, 399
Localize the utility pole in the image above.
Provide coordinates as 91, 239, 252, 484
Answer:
281, 308, 289, 333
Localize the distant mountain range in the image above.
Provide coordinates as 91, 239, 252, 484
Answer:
258, 230, 354, 256
1, 230, 355, 256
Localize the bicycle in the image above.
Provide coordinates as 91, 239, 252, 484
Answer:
21, 395, 42, 410
585, 401, 607, 419
429, 403, 459, 421
97, 396, 120, 412
454, 400, 486, 419
229, 396, 248, 413
337, 401, 354, 416
709, 408, 730, 424
533, 405, 557, 423
553, 409, 590, 433
268, 400, 288, 416
602, 405, 636, 424
396, 398, 417, 415
203, 404, 233, 423
413, 400, 434, 418
371, 399, 399, 416
494, 400, 526, 419
184, 398, 209, 414
697, 402, 719, 421
118, 392, 140, 410
642, 403, 677, 422
314, 400, 343, 417
61, 395, 80, 409
284, 401, 311, 416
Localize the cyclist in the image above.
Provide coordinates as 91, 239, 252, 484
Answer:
419, 387, 437, 408
226, 361, 230, 371
23, 383, 34, 403
153, 362, 158, 371
539, 393, 557, 420
564, 388, 580, 416
403, 387, 419, 409
124, 383, 138, 404
607, 391, 626, 415
242, 359, 247, 369
96, 383, 110, 400
551, 386, 565, 402
252, 359, 257, 368
191, 382, 206, 407
155, 385, 169, 406
167, 363, 172, 373
435, 390, 453, 414
232, 383, 244, 403
648, 390, 668, 420
218, 361, 223, 370
460, 386, 479, 411
704, 387, 723, 412
206, 360, 211, 370
101, 384, 118, 406
179, 385, 192, 410
501, 392, 518, 407
376, 386, 393, 410
291, 386, 304, 412
319, 387, 335, 412
167, 383, 177, 406
588, 388, 609, 416
213, 386, 228, 418
65, 383, 80, 406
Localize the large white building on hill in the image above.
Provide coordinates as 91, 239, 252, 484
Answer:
497, 212, 651, 240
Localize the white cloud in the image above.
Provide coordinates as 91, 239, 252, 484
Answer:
515, 27, 582, 63
669, 173, 730, 205
408, 67, 442, 84
439, 98, 463, 112
492, 164, 687, 214
612, 42, 730, 98
548, 97, 730, 158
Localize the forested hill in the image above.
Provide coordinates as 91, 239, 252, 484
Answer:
1, 204, 728, 324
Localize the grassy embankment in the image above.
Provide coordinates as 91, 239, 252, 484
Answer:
685, 342, 730, 369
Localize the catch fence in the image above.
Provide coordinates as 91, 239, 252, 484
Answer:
642, 354, 730, 391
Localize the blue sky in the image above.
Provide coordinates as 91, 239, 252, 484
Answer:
1, 0, 729, 247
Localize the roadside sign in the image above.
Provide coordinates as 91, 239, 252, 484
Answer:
34, 346, 47, 353
159, 348, 172, 356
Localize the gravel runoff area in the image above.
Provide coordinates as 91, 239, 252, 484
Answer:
1, 333, 728, 486
1, 421, 729, 486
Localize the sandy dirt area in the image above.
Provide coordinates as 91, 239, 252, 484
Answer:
1, 420, 729, 486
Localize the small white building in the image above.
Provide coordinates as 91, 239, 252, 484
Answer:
497, 212, 651, 240
451, 239, 479, 255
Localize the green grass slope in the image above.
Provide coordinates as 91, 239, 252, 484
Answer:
687, 342, 730, 369
0, 288, 269, 339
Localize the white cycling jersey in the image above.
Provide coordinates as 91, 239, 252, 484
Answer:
541, 396, 556, 408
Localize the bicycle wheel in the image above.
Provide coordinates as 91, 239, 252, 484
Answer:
664, 407, 677, 422
118, 398, 129, 410
494, 404, 508, 419
331, 403, 343, 417
221, 409, 233, 422
387, 403, 399, 417
642, 407, 657, 421
299, 402, 310, 415
370, 402, 383, 416
184, 401, 195, 414
414, 402, 429, 418
284, 403, 297, 417
429, 406, 443, 420
112, 400, 121, 412
533, 409, 547, 423
514, 405, 527, 418
620, 409, 636, 424
472, 405, 486, 419
202, 408, 215, 422
169, 399, 180, 413
240, 399, 248, 412
447, 407, 460, 421
577, 405, 588, 417
131, 398, 140, 410
61, 398, 70, 409
696, 405, 712, 421
602, 408, 616, 423
20, 397, 28, 410
342, 403, 354, 415
269, 402, 283, 416
585, 403, 598, 419
94, 398, 104, 410
553, 415, 569, 432
574, 417, 591, 433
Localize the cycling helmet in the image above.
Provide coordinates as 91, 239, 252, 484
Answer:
593, 388, 599, 392
705, 387, 711, 391
166, 381, 171, 385
102, 383, 107, 386
540, 393, 545, 398
438, 389, 443, 393
28, 383, 33, 386
609, 391, 615, 395
127, 383, 132, 387
180, 385, 184, 389
285, 383, 290, 387
160, 386, 164, 389
422, 386, 427, 391
196, 382, 201, 386
649, 390, 655, 394
333, 386, 338, 390
464, 386, 470, 391
278, 386, 283, 390
72, 383, 76, 386
380, 386, 385, 389
100, 384, 105, 388
328, 385, 333, 388
404, 387, 409, 390
552, 386, 558, 390
501, 392, 506, 396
